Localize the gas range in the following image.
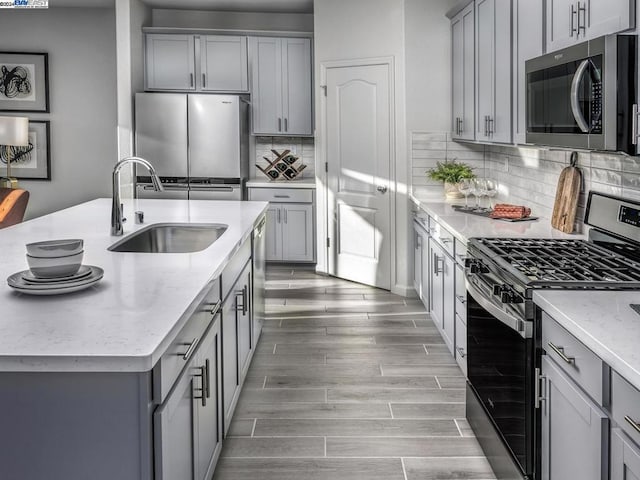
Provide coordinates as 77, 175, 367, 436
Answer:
464, 191, 640, 480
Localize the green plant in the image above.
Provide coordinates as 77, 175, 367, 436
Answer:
427, 160, 476, 183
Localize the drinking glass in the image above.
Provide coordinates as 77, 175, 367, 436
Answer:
468, 179, 479, 210
473, 179, 487, 211
485, 179, 498, 209
457, 179, 473, 210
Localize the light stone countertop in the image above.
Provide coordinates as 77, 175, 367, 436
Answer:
247, 178, 316, 189
534, 290, 640, 392
410, 193, 585, 242
0, 198, 267, 373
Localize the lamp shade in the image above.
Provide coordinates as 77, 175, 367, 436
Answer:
0, 116, 29, 147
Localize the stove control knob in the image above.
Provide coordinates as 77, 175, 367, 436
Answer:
464, 258, 475, 268
493, 284, 504, 296
501, 290, 513, 304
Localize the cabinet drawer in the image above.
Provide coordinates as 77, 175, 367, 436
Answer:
612, 372, 640, 446
612, 427, 640, 480
221, 237, 251, 301
248, 188, 313, 203
153, 278, 220, 403
454, 240, 468, 266
542, 312, 605, 405
430, 219, 455, 257
455, 263, 467, 324
455, 313, 467, 377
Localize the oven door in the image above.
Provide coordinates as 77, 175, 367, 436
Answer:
466, 276, 534, 480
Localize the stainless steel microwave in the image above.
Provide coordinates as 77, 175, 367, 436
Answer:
526, 35, 637, 153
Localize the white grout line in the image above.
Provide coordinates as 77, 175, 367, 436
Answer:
251, 418, 257, 437
324, 437, 327, 457
412, 319, 418, 328
272, 344, 277, 354
453, 418, 464, 437
379, 364, 384, 376
434, 376, 442, 389
423, 344, 429, 355
401, 457, 409, 480
388, 403, 394, 418
262, 376, 268, 389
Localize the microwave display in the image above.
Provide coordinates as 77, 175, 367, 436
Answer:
527, 55, 603, 135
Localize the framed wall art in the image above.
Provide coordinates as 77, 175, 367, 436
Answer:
0, 120, 50, 180
0, 52, 49, 113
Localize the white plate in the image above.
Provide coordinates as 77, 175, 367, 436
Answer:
7, 266, 104, 295
22, 265, 93, 284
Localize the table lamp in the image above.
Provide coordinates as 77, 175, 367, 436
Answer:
0, 116, 29, 189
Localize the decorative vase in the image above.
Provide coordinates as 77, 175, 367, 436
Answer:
444, 181, 463, 200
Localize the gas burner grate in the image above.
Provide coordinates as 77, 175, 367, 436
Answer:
475, 238, 640, 284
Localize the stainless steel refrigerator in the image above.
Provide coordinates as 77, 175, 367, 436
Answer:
134, 93, 249, 200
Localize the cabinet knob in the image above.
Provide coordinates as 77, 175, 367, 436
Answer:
376, 185, 388, 194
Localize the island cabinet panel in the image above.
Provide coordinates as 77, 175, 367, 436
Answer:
0, 371, 154, 480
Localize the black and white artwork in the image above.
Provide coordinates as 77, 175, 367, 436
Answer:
0, 121, 50, 180
0, 53, 49, 112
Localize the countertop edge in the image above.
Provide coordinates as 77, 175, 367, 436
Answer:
0, 202, 269, 374
533, 292, 640, 392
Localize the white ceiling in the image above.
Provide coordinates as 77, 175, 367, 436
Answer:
49, 0, 313, 12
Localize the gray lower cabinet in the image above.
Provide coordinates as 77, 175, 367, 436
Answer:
540, 355, 608, 480
612, 428, 640, 480
413, 219, 428, 304
222, 260, 253, 433
154, 313, 223, 480
429, 238, 455, 353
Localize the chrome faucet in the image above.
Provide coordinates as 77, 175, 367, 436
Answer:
111, 156, 163, 236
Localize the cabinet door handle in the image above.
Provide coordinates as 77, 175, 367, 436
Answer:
625, 416, 640, 435
456, 295, 466, 304
284, 118, 288, 132
441, 238, 452, 244
433, 253, 443, 276
278, 118, 282, 132
182, 337, 200, 361
190, 73, 194, 88
274, 194, 290, 198
535, 367, 546, 409
277, 209, 281, 223
633, 104, 639, 145
202, 73, 206, 88
488, 117, 494, 136
456, 347, 466, 358
204, 358, 211, 399
193, 365, 207, 407
547, 342, 575, 364
204, 300, 222, 316
459, 118, 464, 135
284, 208, 288, 224
235, 285, 248, 315
570, 3, 577, 36
577, 1, 586, 35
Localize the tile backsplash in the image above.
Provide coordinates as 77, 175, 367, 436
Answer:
411, 131, 640, 231
253, 136, 315, 181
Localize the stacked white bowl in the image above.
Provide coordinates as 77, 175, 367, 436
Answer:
25, 239, 84, 279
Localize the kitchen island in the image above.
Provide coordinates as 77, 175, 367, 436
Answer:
0, 198, 268, 480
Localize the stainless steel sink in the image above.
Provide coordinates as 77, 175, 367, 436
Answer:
108, 223, 228, 253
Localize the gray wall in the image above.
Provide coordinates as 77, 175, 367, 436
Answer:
0, 7, 117, 220
151, 9, 313, 31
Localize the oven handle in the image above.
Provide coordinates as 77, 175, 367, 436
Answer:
465, 278, 532, 339
570, 59, 591, 133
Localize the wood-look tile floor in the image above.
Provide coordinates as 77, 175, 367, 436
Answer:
214, 266, 496, 480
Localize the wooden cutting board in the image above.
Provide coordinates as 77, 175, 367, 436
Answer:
551, 152, 582, 233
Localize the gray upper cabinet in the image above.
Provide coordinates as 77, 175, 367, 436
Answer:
451, 2, 475, 141
146, 34, 196, 91
540, 355, 608, 480
546, 0, 635, 52
512, 0, 544, 144
475, 0, 512, 144
145, 34, 248, 92
250, 36, 313, 136
200, 35, 249, 92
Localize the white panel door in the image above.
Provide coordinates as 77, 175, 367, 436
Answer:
282, 38, 313, 135
326, 62, 392, 289
282, 203, 314, 262
200, 35, 248, 92
451, 11, 464, 139
146, 34, 195, 90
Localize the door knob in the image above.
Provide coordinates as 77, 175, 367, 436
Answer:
376, 185, 388, 194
